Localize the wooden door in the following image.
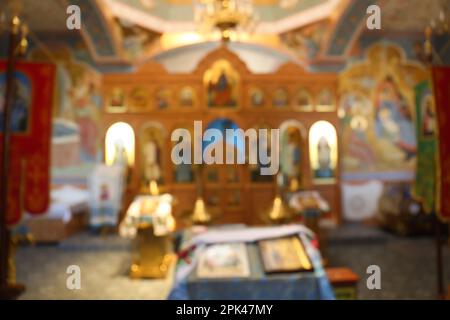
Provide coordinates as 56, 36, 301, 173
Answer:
203, 162, 246, 224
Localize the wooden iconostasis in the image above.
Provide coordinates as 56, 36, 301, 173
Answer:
102, 47, 341, 226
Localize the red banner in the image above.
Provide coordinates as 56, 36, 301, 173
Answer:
0, 62, 55, 225
433, 66, 450, 221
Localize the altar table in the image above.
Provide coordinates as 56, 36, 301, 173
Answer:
168, 225, 335, 300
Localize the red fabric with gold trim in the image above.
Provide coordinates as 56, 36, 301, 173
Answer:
432, 66, 450, 221
0, 62, 55, 226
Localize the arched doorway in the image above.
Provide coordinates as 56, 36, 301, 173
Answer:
202, 118, 247, 224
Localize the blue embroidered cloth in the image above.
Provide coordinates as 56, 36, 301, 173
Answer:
168, 225, 335, 300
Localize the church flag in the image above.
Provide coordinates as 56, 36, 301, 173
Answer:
0, 62, 55, 226
413, 80, 437, 214
432, 66, 450, 221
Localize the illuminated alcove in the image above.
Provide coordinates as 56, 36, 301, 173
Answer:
309, 121, 338, 184
105, 122, 135, 166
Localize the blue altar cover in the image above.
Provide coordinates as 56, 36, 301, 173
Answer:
168, 225, 335, 300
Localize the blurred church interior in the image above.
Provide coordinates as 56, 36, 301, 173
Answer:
0, 0, 449, 300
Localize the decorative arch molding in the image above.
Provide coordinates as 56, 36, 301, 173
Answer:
193, 45, 252, 77
140, 121, 168, 138
274, 61, 309, 75
134, 61, 170, 76
279, 119, 308, 140
151, 41, 295, 74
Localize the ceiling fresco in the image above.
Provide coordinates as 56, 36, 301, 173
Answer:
109, 0, 330, 22
116, 19, 161, 60
378, 0, 444, 33
280, 20, 329, 61
102, 0, 341, 34
0, 0, 448, 67
0, 0, 123, 63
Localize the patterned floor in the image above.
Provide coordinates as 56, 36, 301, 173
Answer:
14, 223, 450, 300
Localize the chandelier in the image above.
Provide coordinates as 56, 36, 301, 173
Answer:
194, 0, 258, 41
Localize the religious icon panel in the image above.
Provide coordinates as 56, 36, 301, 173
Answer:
140, 123, 165, 188
248, 87, 265, 108
294, 88, 313, 112
272, 88, 289, 108
375, 76, 417, 162
309, 121, 338, 184
172, 124, 194, 183
0, 71, 31, 133
108, 87, 126, 112
280, 120, 306, 190
129, 86, 149, 111
316, 88, 335, 112
204, 60, 239, 108
179, 86, 196, 108
155, 87, 171, 110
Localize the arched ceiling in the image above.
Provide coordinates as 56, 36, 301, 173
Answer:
0, 0, 123, 63
103, 0, 340, 33
1, 0, 448, 68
